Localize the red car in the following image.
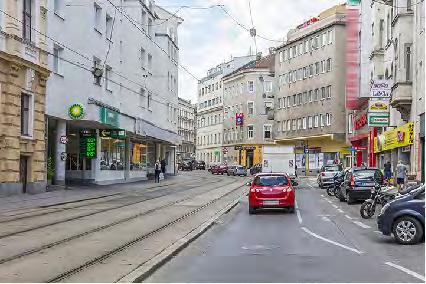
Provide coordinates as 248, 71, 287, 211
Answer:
248, 173, 297, 214
211, 164, 228, 175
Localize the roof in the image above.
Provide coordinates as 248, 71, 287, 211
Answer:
254, 173, 289, 177
222, 54, 275, 80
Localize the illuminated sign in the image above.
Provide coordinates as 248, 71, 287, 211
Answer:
236, 113, 244, 126
297, 17, 319, 29
374, 122, 414, 153
99, 129, 126, 139
354, 113, 367, 130
80, 130, 97, 158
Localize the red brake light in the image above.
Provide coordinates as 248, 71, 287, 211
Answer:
350, 176, 355, 186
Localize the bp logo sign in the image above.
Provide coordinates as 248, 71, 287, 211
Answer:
69, 104, 85, 120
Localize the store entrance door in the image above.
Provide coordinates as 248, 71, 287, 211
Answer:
246, 150, 254, 168
19, 156, 28, 193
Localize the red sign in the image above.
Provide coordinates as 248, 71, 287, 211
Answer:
345, 7, 360, 109
236, 113, 244, 126
354, 113, 367, 130
297, 17, 319, 29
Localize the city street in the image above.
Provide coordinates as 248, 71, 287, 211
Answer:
146, 176, 425, 283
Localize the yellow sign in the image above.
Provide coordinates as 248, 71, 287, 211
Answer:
374, 122, 414, 153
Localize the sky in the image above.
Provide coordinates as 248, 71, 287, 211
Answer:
155, 0, 343, 103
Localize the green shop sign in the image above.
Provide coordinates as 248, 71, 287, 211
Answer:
347, 0, 360, 5
100, 107, 119, 127
99, 129, 126, 139
69, 104, 85, 120
80, 129, 97, 158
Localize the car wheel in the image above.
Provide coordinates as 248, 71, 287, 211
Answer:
346, 193, 354, 205
326, 187, 335, 196
233, 172, 236, 176
392, 216, 423, 245
287, 206, 295, 213
360, 201, 375, 219
249, 207, 257, 215
227, 172, 230, 176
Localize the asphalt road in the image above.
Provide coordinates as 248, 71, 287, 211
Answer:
145, 178, 425, 283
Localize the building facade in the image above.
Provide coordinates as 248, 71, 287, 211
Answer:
0, 0, 51, 195
222, 55, 275, 168
177, 97, 195, 161
45, 0, 182, 186
274, 4, 348, 176
195, 55, 255, 165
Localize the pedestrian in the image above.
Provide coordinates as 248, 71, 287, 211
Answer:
396, 160, 408, 192
384, 161, 392, 184
154, 160, 161, 183
295, 164, 298, 178
161, 159, 166, 177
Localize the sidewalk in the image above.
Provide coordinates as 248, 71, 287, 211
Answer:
0, 174, 187, 214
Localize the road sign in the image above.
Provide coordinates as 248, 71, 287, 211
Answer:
236, 113, 244, 126
368, 113, 390, 127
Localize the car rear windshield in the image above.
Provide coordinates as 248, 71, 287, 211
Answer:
324, 165, 342, 172
237, 166, 245, 170
254, 176, 289, 186
354, 170, 378, 181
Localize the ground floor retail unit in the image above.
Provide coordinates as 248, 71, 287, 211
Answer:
47, 117, 178, 186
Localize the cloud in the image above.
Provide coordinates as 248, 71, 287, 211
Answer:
155, 0, 343, 103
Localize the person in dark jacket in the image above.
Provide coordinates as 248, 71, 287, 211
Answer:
154, 160, 161, 183
161, 159, 166, 175
384, 161, 392, 184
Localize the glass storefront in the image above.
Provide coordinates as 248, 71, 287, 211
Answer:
130, 141, 147, 171
100, 137, 126, 170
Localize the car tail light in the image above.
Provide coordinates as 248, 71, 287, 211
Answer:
282, 187, 293, 192
350, 176, 355, 186
250, 188, 255, 192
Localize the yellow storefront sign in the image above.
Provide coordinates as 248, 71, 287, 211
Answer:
374, 122, 414, 153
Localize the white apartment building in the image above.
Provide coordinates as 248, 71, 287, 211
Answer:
195, 56, 255, 165
177, 97, 196, 161
45, 0, 182, 185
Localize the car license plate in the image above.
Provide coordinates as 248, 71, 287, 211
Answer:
263, 200, 279, 206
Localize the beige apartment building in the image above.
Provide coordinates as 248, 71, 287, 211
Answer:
274, 4, 348, 176
177, 97, 196, 161
0, 0, 50, 195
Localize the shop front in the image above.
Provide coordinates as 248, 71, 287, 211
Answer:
231, 145, 263, 168
374, 122, 415, 174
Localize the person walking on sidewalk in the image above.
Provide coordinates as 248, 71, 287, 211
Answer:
154, 160, 161, 183
396, 160, 407, 192
384, 161, 392, 184
161, 159, 166, 176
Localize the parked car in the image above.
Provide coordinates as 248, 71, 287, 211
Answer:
207, 163, 218, 172
340, 167, 384, 204
377, 185, 425, 245
249, 164, 262, 175
247, 173, 297, 214
179, 160, 193, 171
317, 164, 343, 188
195, 160, 206, 170
211, 164, 228, 175
227, 165, 247, 176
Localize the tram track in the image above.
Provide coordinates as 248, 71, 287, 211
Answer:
0, 178, 241, 266
0, 176, 209, 224
46, 182, 244, 283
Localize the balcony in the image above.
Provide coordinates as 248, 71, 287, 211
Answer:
390, 82, 412, 121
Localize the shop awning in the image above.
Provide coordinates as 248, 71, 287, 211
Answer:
136, 119, 182, 145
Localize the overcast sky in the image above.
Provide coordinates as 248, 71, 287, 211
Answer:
155, 0, 343, 103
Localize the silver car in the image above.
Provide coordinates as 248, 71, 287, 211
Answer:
317, 164, 343, 188
227, 165, 247, 176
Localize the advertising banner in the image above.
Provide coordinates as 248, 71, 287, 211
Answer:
370, 80, 391, 98
374, 122, 415, 153
368, 113, 390, 127
368, 98, 390, 113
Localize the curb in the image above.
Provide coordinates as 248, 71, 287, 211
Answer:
117, 194, 242, 283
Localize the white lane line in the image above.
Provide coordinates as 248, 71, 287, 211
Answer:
374, 230, 382, 234
296, 209, 303, 224
294, 200, 299, 209
385, 262, 425, 282
345, 214, 354, 220
301, 227, 363, 254
321, 194, 325, 197
321, 216, 331, 222
327, 200, 333, 204
353, 221, 371, 229
337, 209, 344, 213
332, 204, 338, 209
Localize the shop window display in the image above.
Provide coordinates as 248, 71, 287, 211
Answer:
100, 137, 125, 170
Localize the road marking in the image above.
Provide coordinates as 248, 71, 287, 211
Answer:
385, 262, 425, 282
332, 204, 338, 209
353, 221, 371, 229
321, 194, 324, 197
301, 227, 363, 254
294, 200, 299, 209
374, 230, 382, 234
345, 215, 354, 220
321, 216, 331, 222
337, 209, 344, 213
327, 200, 333, 204
296, 209, 303, 224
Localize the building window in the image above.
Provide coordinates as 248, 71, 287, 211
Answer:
263, 125, 272, 139
308, 116, 313, 128
303, 92, 307, 104
292, 94, 297, 106
147, 92, 152, 110
326, 58, 332, 72
147, 54, 153, 72
314, 115, 319, 128
348, 113, 353, 134
327, 30, 333, 44
106, 14, 113, 40
23, 0, 32, 41
53, 45, 63, 75
321, 87, 326, 100
287, 120, 291, 131
148, 18, 153, 37
287, 96, 291, 108
302, 117, 307, 129
93, 57, 102, 85
314, 89, 319, 101
326, 113, 331, 126
264, 81, 273, 93
321, 60, 326, 73
322, 33, 327, 46
320, 114, 324, 127
405, 44, 412, 81
94, 3, 102, 32
315, 62, 320, 75
326, 85, 332, 99
308, 90, 313, 102
248, 81, 255, 93
21, 93, 31, 136
105, 66, 112, 91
